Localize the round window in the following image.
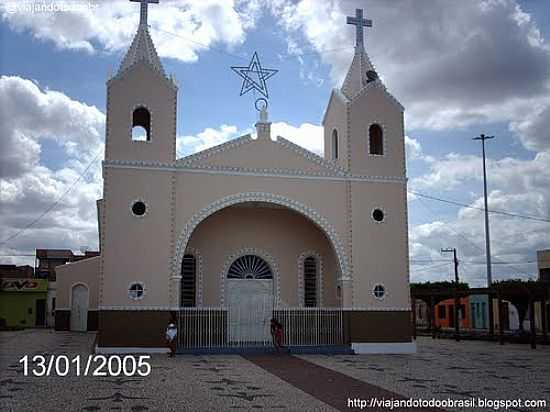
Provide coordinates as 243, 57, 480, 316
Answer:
128, 282, 144, 300
372, 208, 385, 222
131, 201, 147, 216
373, 284, 385, 299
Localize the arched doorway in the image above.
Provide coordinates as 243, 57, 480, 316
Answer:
70, 284, 89, 332
226, 255, 274, 344
174, 192, 349, 286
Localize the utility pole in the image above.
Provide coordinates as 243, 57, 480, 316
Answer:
442, 248, 460, 341
473, 133, 495, 337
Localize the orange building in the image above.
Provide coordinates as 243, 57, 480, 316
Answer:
434, 297, 470, 329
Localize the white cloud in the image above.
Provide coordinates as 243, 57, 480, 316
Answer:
411, 153, 482, 190
176, 121, 324, 157
409, 149, 550, 285
271, 0, 550, 136
509, 100, 550, 152
0, 76, 104, 262
0, 0, 259, 63
404, 136, 424, 161
272, 122, 323, 155
177, 124, 245, 157
0, 75, 104, 178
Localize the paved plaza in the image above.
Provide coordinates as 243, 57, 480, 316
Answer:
1, 330, 549, 411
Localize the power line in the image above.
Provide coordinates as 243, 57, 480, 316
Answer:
150, 25, 354, 66
409, 190, 550, 223
414, 195, 533, 277
410, 261, 451, 272
0, 150, 102, 247
151, 26, 247, 62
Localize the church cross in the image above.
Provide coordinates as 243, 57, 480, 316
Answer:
346, 8, 372, 47
130, 0, 159, 27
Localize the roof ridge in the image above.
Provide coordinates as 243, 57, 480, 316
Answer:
176, 134, 253, 165
275, 136, 347, 175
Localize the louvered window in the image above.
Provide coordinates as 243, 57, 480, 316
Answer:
181, 254, 196, 307
304, 256, 317, 307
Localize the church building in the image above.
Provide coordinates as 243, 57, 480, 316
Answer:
55, 1, 414, 354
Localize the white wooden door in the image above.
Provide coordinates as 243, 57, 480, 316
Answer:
71, 284, 89, 332
227, 279, 273, 345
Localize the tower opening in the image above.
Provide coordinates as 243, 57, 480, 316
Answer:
132, 107, 151, 141
369, 124, 383, 155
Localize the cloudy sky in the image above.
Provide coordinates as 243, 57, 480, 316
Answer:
1, 0, 549, 286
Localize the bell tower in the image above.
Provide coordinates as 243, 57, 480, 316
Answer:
104, 0, 177, 164
323, 8, 405, 179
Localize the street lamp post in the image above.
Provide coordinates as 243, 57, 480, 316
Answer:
473, 133, 495, 336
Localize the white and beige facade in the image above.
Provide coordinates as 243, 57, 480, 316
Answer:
56, 6, 414, 353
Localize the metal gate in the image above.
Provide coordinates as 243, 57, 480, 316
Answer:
177, 307, 344, 349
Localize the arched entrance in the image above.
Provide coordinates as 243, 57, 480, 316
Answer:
174, 192, 349, 284
70, 284, 89, 332
226, 255, 274, 344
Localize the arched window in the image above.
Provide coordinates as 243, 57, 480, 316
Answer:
228, 255, 272, 279
369, 124, 383, 155
304, 256, 317, 307
332, 129, 339, 160
181, 254, 196, 307
132, 107, 151, 141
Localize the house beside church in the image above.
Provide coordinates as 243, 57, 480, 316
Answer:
55, 2, 414, 354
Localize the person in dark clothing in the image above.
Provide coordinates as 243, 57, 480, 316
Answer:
270, 318, 283, 353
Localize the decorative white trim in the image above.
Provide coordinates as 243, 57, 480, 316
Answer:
352, 342, 416, 354
95, 346, 170, 354
341, 45, 376, 100
275, 136, 347, 175
130, 198, 149, 218
169, 172, 176, 307
173, 192, 350, 284
341, 307, 411, 311
99, 305, 174, 311
130, 104, 153, 143
297, 251, 323, 307
219, 248, 280, 305
372, 283, 387, 301
321, 88, 349, 126
104, 160, 408, 184
56, 307, 99, 311
351, 79, 404, 112
116, 24, 166, 78
367, 122, 387, 157
128, 281, 146, 301
177, 134, 252, 166
371, 207, 386, 223
95, 305, 411, 311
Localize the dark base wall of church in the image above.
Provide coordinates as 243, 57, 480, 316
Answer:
94, 309, 412, 348
344, 310, 412, 343
55, 310, 70, 331
55, 310, 99, 331
97, 310, 172, 347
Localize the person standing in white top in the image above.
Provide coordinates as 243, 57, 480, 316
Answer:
165, 322, 177, 357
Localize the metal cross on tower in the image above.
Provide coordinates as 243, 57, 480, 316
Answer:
130, 0, 159, 26
347, 8, 372, 47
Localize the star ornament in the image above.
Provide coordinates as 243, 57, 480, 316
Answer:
231, 52, 278, 99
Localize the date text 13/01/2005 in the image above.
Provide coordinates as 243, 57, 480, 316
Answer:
19, 355, 152, 377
